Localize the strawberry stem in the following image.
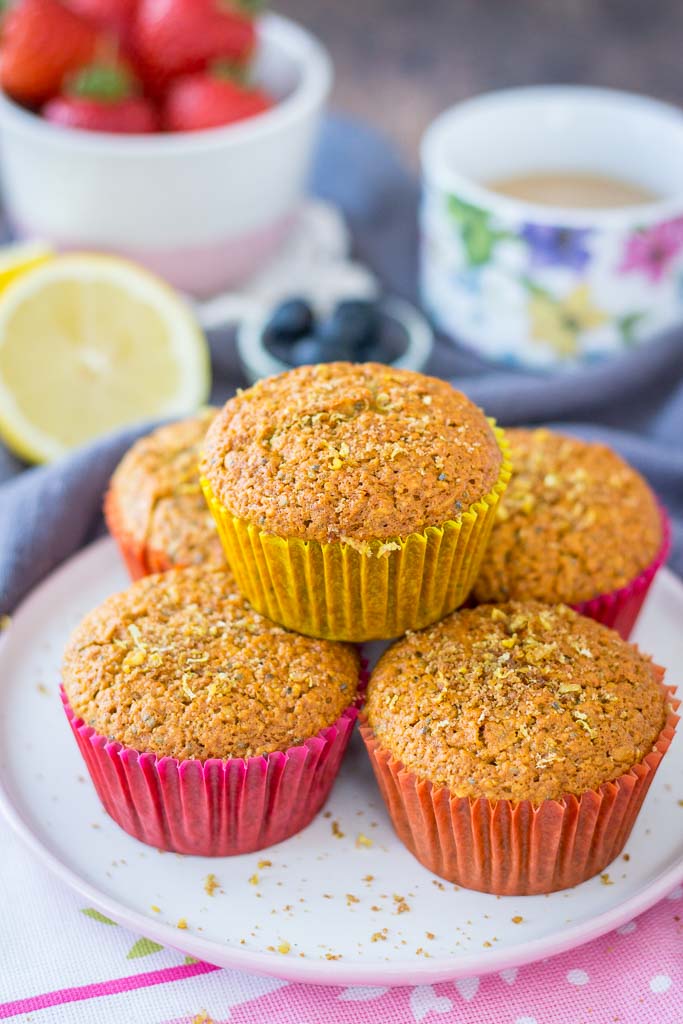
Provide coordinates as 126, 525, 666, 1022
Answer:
69, 64, 137, 103
210, 59, 250, 86
220, 0, 267, 15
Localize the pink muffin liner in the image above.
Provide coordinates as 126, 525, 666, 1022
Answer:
571, 505, 671, 640
61, 687, 359, 856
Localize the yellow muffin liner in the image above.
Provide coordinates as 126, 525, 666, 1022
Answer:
200, 424, 511, 642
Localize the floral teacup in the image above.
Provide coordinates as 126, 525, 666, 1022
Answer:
420, 86, 683, 368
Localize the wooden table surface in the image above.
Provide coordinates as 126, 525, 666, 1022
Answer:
277, 0, 683, 165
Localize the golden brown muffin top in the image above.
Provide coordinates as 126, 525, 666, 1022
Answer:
474, 428, 662, 605
201, 363, 503, 544
63, 567, 359, 760
365, 601, 667, 802
109, 412, 225, 568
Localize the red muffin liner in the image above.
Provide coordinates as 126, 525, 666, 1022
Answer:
571, 505, 671, 640
62, 687, 360, 856
103, 487, 176, 580
360, 671, 678, 896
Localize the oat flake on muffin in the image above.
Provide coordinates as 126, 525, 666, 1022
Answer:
366, 601, 667, 802
106, 410, 225, 574
62, 566, 359, 761
201, 362, 503, 544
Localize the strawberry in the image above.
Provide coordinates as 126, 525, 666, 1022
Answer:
133, 0, 256, 88
43, 61, 158, 132
67, 0, 138, 36
163, 67, 271, 132
1, 0, 101, 105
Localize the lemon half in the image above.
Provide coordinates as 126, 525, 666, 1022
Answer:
0, 253, 211, 463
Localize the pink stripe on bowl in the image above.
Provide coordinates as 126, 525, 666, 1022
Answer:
571, 505, 671, 640
11, 212, 296, 297
61, 687, 358, 856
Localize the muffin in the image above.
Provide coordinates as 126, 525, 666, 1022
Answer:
200, 362, 510, 641
105, 410, 225, 580
62, 566, 360, 855
362, 601, 677, 895
473, 428, 669, 638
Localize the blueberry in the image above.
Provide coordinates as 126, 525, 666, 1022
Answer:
353, 339, 388, 363
287, 334, 356, 367
287, 336, 324, 367
324, 299, 381, 354
355, 310, 411, 364
264, 298, 315, 344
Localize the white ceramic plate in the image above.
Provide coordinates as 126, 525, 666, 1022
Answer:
0, 538, 681, 986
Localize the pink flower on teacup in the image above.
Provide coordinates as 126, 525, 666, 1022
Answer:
619, 217, 683, 282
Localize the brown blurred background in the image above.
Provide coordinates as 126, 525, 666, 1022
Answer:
277, 0, 683, 164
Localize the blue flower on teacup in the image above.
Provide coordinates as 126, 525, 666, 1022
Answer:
520, 224, 592, 271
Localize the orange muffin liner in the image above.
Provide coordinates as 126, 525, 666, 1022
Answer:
104, 487, 179, 580
360, 671, 678, 896
571, 505, 671, 640
200, 423, 511, 642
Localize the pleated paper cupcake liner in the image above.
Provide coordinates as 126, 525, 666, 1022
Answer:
104, 488, 176, 580
200, 424, 511, 642
360, 675, 678, 896
62, 688, 359, 856
572, 506, 671, 640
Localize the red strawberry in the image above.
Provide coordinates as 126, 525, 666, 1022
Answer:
44, 92, 156, 131
133, 0, 256, 87
1, 0, 101, 105
67, 0, 138, 36
163, 68, 271, 132
43, 61, 158, 132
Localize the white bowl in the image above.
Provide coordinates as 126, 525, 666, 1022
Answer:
0, 14, 332, 297
420, 86, 683, 368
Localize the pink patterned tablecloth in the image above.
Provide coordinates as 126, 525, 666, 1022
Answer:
1, 817, 681, 1024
